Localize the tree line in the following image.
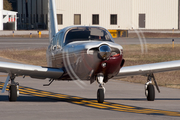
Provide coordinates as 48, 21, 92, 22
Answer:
3, 0, 13, 11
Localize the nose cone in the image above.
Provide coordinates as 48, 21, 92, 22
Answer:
99, 45, 111, 60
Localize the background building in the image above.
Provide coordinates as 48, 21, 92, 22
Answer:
0, 0, 3, 30
56, 0, 179, 30
16, 0, 48, 30
10, 0, 180, 30
3, 10, 18, 30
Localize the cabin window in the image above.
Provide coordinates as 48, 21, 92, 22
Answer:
110, 14, 117, 25
74, 14, 81, 25
64, 27, 112, 45
92, 14, 99, 25
57, 14, 63, 25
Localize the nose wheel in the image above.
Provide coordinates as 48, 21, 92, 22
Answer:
96, 73, 105, 103
97, 88, 104, 103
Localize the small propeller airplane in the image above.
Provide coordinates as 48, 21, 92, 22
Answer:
1, 0, 180, 103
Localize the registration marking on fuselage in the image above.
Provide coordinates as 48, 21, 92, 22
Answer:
0, 82, 180, 117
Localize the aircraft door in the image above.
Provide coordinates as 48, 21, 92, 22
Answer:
57, 32, 63, 50
47, 36, 57, 67
55, 32, 63, 68
49, 35, 58, 67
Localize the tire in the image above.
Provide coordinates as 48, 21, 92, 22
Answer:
146, 84, 155, 101
9, 85, 17, 101
97, 88, 104, 103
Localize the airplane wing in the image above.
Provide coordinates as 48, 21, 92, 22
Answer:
0, 61, 64, 79
118, 60, 180, 78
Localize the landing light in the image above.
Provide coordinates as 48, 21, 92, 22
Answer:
102, 62, 107, 68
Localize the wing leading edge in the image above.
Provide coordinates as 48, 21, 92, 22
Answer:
0, 61, 64, 79
118, 60, 180, 78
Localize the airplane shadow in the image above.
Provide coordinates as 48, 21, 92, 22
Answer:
0, 95, 59, 102
1, 95, 180, 102
1, 82, 180, 102
2, 93, 180, 117
105, 98, 180, 101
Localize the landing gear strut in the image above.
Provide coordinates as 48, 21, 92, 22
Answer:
96, 73, 105, 103
145, 74, 160, 101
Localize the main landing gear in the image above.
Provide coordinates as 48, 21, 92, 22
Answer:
2, 74, 19, 101
145, 74, 160, 101
95, 73, 160, 103
96, 73, 105, 103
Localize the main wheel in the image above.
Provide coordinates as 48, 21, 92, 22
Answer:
9, 85, 17, 101
146, 84, 155, 101
97, 88, 104, 103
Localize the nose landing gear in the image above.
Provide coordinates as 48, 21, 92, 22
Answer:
96, 73, 105, 103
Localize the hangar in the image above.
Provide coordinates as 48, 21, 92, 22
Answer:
55, 0, 179, 30
14, 0, 180, 30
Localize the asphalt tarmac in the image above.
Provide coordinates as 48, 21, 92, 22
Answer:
0, 37, 180, 120
0, 37, 180, 50
0, 38, 49, 50
0, 74, 180, 120
114, 37, 180, 45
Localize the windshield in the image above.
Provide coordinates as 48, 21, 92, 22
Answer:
64, 27, 112, 45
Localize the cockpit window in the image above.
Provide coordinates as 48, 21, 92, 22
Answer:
64, 27, 112, 45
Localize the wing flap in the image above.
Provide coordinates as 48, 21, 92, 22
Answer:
118, 60, 180, 78
0, 61, 64, 79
